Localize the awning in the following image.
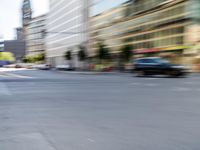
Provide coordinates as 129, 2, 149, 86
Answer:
184, 44, 200, 55
134, 46, 191, 54
160, 45, 191, 51
134, 48, 160, 54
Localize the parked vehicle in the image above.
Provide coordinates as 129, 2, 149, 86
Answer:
0, 60, 11, 67
21, 63, 35, 69
56, 65, 74, 71
3, 64, 17, 68
35, 64, 51, 70
133, 57, 188, 77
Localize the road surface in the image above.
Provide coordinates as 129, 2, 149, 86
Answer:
0, 69, 200, 150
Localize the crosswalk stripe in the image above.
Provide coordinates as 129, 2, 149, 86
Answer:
0, 74, 9, 77
0, 73, 35, 79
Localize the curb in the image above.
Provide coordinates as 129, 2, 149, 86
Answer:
57, 71, 120, 75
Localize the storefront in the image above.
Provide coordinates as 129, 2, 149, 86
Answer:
134, 48, 161, 58
183, 44, 200, 72
134, 45, 192, 64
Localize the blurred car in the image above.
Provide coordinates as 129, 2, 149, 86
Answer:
3, 64, 16, 68
0, 60, 11, 67
4, 63, 23, 68
133, 57, 188, 77
35, 64, 51, 70
15, 64, 23, 68
56, 65, 74, 71
18, 63, 35, 69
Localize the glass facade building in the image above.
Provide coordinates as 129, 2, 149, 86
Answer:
26, 15, 46, 56
46, 0, 90, 67
22, 0, 32, 26
90, 0, 200, 64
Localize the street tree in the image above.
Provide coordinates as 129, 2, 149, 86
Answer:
97, 42, 111, 63
65, 51, 72, 61
78, 45, 87, 61
78, 45, 88, 70
64, 50, 73, 68
120, 44, 133, 63
36, 53, 45, 62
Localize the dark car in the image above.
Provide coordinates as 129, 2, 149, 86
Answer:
133, 57, 188, 77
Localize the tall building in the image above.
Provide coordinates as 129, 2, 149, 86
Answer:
22, 0, 32, 27
0, 41, 4, 52
25, 15, 47, 56
3, 40, 26, 61
21, 0, 33, 58
90, 0, 200, 65
46, 0, 90, 67
16, 27, 25, 40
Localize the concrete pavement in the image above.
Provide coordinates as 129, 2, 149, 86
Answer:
0, 69, 200, 150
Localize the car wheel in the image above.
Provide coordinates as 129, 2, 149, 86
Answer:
136, 71, 145, 77
170, 70, 179, 77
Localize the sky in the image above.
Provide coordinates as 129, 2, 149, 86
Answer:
93, 0, 127, 15
0, 0, 49, 40
0, 0, 127, 40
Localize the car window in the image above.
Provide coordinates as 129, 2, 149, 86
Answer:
135, 59, 143, 63
135, 59, 153, 63
142, 59, 155, 63
154, 58, 169, 64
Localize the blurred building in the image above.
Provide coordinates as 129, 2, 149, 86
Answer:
22, 0, 32, 27
21, 0, 32, 57
16, 27, 25, 41
0, 29, 26, 62
90, 0, 200, 65
0, 41, 4, 52
46, 0, 91, 67
25, 15, 47, 56
89, 2, 128, 57
2, 40, 26, 61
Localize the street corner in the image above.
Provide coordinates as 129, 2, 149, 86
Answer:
0, 68, 35, 79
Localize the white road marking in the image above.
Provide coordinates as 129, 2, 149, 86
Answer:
0, 68, 28, 72
184, 81, 197, 85
144, 83, 159, 87
0, 83, 12, 96
130, 82, 159, 87
2, 73, 35, 79
130, 82, 140, 85
0, 73, 9, 77
143, 78, 159, 81
87, 138, 95, 143
172, 87, 192, 92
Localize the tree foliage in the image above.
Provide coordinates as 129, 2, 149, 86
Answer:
22, 53, 45, 63
97, 42, 111, 62
120, 44, 133, 63
78, 45, 87, 61
65, 51, 72, 61
0, 52, 15, 62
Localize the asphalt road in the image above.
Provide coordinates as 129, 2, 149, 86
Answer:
0, 69, 200, 150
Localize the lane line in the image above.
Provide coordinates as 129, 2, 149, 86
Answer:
145, 83, 159, 87
172, 87, 192, 92
87, 138, 95, 143
130, 82, 140, 85
130, 82, 159, 87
